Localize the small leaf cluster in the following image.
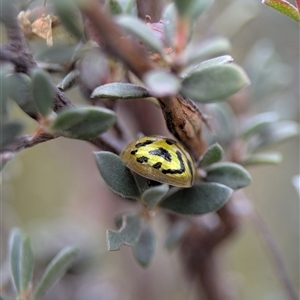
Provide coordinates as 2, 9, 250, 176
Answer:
1, 228, 78, 300
94, 145, 251, 266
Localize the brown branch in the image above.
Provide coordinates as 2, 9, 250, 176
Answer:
82, 2, 156, 79
1, 133, 56, 153
251, 211, 299, 300
136, 0, 163, 22
179, 191, 245, 300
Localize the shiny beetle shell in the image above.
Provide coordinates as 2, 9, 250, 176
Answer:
120, 136, 195, 187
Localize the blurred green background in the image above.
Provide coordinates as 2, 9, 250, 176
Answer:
1, 0, 299, 299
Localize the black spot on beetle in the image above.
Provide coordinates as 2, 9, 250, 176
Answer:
165, 140, 174, 145
162, 151, 185, 175
135, 140, 154, 148
149, 147, 172, 162
152, 162, 162, 169
137, 156, 148, 163
131, 150, 138, 155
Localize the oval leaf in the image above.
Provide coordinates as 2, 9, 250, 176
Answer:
91, 83, 151, 100
57, 70, 79, 92
133, 222, 156, 267
262, 0, 300, 23
53, 0, 84, 40
0, 71, 8, 119
182, 55, 234, 77
181, 63, 250, 103
207, 103, 237, 146
0, 122, 23, 149
115, 15, 164, 55
8, 228, 34, 295
198, 143, 223, 168
142, 184, 169, 208
107, 214, 142, 250
144, 70, 181, 97
163, 3, 177, 46
241, 152, 282, 166
1, 152, 15, 172
33, 247, 79, 300
31, 69, 55, 117
159, 182, 233, 215
205, 162, 252, 189
7, 73, 38, 119
95, 151, 140, 199
240, 112, 279, 139
245, 120, 299, 152
51, 107, 116, 140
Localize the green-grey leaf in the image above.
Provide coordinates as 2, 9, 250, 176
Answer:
205, 162, 252, 189
246, 120, 299, 152
33, 247, 79, 300
181, 63, 250, 103
174, 0, 213, 20
0, 294, 5, 300
115, 15, 164, 55
95, 151, 140, 199
53, 0, 84, 40
189, 55, 234, 72
9, 228, 23, 293
0, 152, 14, 172
240, 112, 279, 139
7, 73, 38, 119
106, 231, 122, 251
159, 182, 232, 215
31, 69, 55, 117
144, 70, 181, 97
182, 55, 234, 77
142, 184, 169, 208
133, 222, 156, 267
91, 83, 151, 100
51, 107, 116, 140
162, 3, 177, 46
265, 121, 299, 146
198, 143, 223, 168
57, 70, 79, 92
241, 152, 282, 166
107, 214, 142, 250
0, 71, 8, 119
19, 236, 34, 293
207, 103, 236, 146
165, 220, 189, 251
118, 214, 142, 245
8, 229, 34, 295
262, 0, 300, 23
0, 122, 23, 149
37, 45, 77, 64
105, 0, 123, 15
184, 37, 232, 67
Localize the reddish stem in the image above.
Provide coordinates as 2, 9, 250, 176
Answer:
295, 0, 300, 13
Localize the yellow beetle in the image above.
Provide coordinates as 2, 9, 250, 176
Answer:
120, 136, 195, 188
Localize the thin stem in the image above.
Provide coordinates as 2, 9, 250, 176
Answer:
295, 0, 300, 13
251, 211, 298, 300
